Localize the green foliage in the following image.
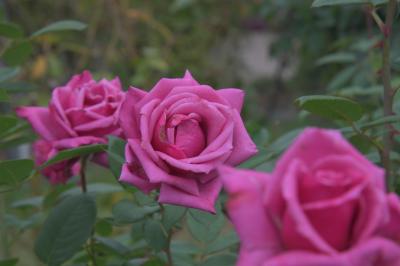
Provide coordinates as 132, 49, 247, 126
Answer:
312, 0, 387, 7
39, 144, 107, 169
296, 95, 364, 121
0, 258, 18, 266
34, 194, 97, 266
0, 159, 34, 188
161, 205, 186, 231
107, 136, 126, 178
0, 22, 23, 39
31, 20, 87, 37
112, 200, 159, 225
2, 41, 33, 66
143, 219, 168, 252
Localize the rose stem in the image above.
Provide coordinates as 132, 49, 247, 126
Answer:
380, 0, 397, 191
0, 194, 10, 259
80, 155, 98, 266
80, 155, 88, 193
159, 203, 173, 266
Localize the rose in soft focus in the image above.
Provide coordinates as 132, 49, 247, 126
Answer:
17, 71, 124, 183
219, 128, 400, 266
119, 71, 257, 212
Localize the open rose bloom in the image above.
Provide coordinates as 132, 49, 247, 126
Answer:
219, 128, 400, 266
17, 71, 124, 184
119, 71, 257, 212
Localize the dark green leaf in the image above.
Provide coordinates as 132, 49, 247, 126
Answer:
312, 0, 386, 7
0, 67, 20, 82
2, 41, 33, 66
349, 134, 372, 153
187, 209, 225, 243
199, 254, 237, 266
31, 20, 87, 37
0, 89, 9, 101
327, 65, 357, 90
205, 232, 239, 254
60, 183, 122, 198
341, 115, 400, 133
0, 22, 23, 38
316, 52, 356, 65
0, 159, 34, 186
11, 196, 43, 209
95, 219, 113, 236
107, 136, 126, 178
131, 221, 145, 241
171, 240, 199, 255
94, 236, 131, 256
34, 194, 97, 266
162, 204, 186, 231
0, 81, 37, 92
144, 219, 168, 251
0, 116, 17, 135
5, 213, 42, 230
112, 200, 159, 225
295, 95, 363, 121
0, 258, 18, 266
39, 144, 107, 169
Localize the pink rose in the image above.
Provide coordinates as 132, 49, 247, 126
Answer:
119, 71, 257, 212
17, 71, 125, 183
219, 128, 400, 266
33, 137, 106, 184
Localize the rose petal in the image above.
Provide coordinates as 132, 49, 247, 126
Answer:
158, 177, 222, 213
16, 107, 70, 140
380, 193, 400, 242
217, 88, 245, 112
218, 166, 281, 261
225, 109, 258, 166
127, 139, 199, 195
281, 160, 336, 254
119, 163, 159, 193
119, 87, 147, 139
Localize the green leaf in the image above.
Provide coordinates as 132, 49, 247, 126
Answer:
0, 81, 37, 92
295, 95, 364, 121
341, 115, 400, 133
34, 194, 97, 266
0, 22, 23, 38
31, 20, 87, 37
327, 65, 357, 90
162, 204, 186, 231
187, 209, 225, 243
316, 52, 356, 65
0, 89, 9, 101
144, 219, 168, 251
39, 144, 107, 169
0, 159, 34, 187
0, 258, 18, 266
2, 41, 33, 66
205, 232, 239, 254
312, 0, 386, 7
94, 236, 131, 256
95, 219, 113, 236
112, 200, 159, 225
0, 67, 20, 82
5, 213, 42, 230
199, 254, 237, 266
107, 136, 126, 178
60, 183, 122, 198
171, 240, 200, 255
0, 116, 17, 135
11, 196, 43, 209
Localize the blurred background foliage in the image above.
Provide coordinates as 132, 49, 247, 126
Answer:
0, 0, 399, 265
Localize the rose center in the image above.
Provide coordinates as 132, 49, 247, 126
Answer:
153, 113, 206, 158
